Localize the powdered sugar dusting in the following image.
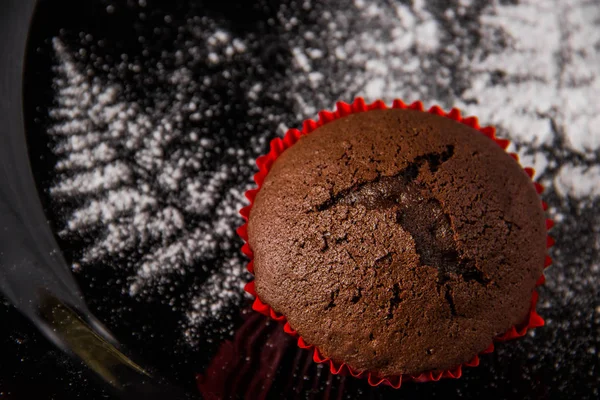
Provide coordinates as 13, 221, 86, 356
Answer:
458, 0, 600, 155
285, 0, 444, 119
554, 165, 600, 199
49, 27, 257, 339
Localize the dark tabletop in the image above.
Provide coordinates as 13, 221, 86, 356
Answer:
1, 0, 599, 399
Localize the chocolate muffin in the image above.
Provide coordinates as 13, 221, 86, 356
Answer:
247, 108, 546, 377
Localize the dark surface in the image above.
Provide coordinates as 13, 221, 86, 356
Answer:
1, 0, 599, 399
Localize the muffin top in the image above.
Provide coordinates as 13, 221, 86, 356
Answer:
247, 108, 546, 376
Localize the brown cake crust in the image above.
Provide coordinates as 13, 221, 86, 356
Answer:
247, 109, 546, 377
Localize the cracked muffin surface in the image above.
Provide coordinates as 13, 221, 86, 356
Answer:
247, 108, 546, 376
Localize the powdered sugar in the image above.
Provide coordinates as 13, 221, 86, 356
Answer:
458, 0, 600, 155
51, 162, 132, 195
554, 165, 600, 199
284, 0, 444, 118
49, 28, 257, 340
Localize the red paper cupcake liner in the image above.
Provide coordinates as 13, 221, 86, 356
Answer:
237, 98, 554, 389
